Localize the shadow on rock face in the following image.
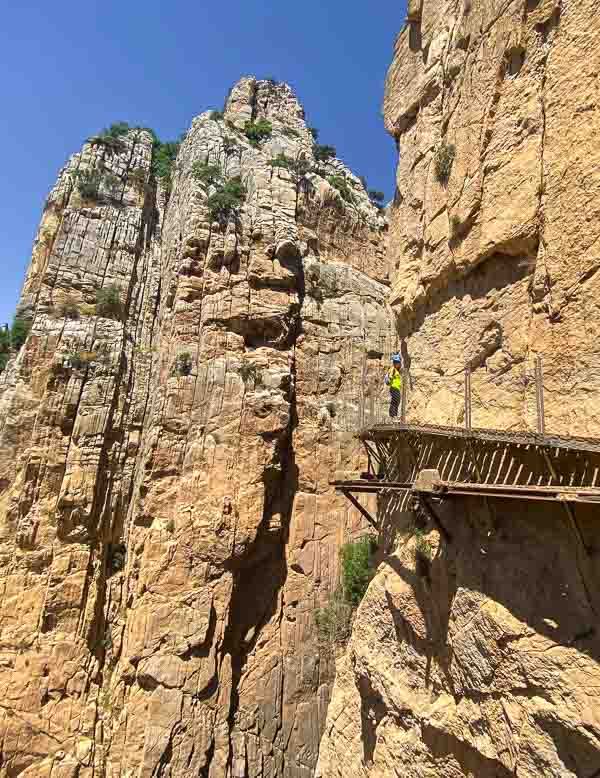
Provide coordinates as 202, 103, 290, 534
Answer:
534, 713, 600, 778
383, 495, 600, 672
421, 722, 516, 777
357, 672, 388, 766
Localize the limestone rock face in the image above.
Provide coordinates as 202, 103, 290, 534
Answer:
384, 0, 600, 434
0, 77, 389, 777
317, 1, 600, 776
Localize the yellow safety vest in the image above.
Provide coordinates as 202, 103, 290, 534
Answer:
387, 367, 402, 391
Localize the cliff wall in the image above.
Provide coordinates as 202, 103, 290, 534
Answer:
0, 78, 390, 777
316, 1, 600, 776
385, 0, 600, 431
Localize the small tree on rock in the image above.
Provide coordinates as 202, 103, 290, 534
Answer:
57, 296, 81, 320
73, 169, 103, 200
340, 536, 377, 606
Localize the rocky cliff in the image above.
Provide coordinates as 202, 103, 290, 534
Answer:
316, 1, 600, 776
0, 77, 391, 777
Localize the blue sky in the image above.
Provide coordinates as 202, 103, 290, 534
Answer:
0, 0, 406, 324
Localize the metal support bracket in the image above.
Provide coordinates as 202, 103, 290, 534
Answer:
418, 495, 452, 543
340, 489, 379, 532
541, 446, 590, 555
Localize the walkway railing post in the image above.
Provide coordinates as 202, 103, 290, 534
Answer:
401, 368, 408, 424
465, 366, 472, 431
535, 355, 545, 435
360, 334, 366, 429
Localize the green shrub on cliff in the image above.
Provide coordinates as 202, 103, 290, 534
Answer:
314, 144, 336, 163
89, 122, 130, 152
414, 526, 433, 561
73, 169, 103, 200
244, 118, 272, 147
340, 536, 377, 606
314, 590, 353, 646
104, 122, 130, 139
328, 175, 356, 205
10, 319, 31, 350
152, 140, 181, 189
0, 319, 31, 373
268, 153, 313, 185
0, 326, 9, 373
57, 296, 81, 320
315, 536, 377, 647
239, 362, 263, 387
103, 172, 122, 199
192, 161, 223, 189
207, 176, 247, 222
222, 136, 240, 156
128, 166, 148, 192
72, 168, 122, 202
173, 352, 193, 377
95, 285, 123, 319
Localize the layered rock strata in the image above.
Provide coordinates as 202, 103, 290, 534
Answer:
317, 1, 600, 776
0, 78, 390, 777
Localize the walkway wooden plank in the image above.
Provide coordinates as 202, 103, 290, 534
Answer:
360, 422, 600, 455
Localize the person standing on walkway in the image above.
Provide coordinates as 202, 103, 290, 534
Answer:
374, 354, 403, 479
385, 353, 403, 419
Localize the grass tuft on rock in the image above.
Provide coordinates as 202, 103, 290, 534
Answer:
434, 142, 456, 184
173, 352, 193, 377
239, 362, 263, 387
95, 285, 123, 320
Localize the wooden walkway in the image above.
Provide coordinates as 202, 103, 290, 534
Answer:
333, 422, 600, 533
360, 422, 600, 455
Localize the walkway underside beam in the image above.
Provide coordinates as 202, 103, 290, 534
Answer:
332, 479, 600, 505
